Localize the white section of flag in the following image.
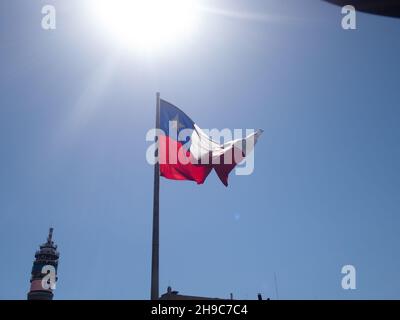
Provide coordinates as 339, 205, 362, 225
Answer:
189, 124, 263, 163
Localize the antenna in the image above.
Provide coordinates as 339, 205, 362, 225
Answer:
47, 227, 54, 243
274, 272, 279, 300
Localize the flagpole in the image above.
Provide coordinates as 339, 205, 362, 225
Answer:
151, 92, 160, 300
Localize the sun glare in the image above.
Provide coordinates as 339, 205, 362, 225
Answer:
92, 0, 199, 51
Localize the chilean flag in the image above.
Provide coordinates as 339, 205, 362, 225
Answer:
158, 99, 263, 186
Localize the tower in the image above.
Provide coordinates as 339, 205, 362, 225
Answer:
27, 228, 59, 300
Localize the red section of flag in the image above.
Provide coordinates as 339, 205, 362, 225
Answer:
212, 147, 245, 187
159, 135, 212, 184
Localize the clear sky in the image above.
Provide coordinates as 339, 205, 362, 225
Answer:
1, 0, 399, 300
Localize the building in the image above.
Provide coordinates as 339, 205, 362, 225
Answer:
27, 228, 59, 300
159, 286, 223, 300
159, 286, 265, 300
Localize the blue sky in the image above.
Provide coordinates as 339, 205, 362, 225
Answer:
1, 0, 400, 299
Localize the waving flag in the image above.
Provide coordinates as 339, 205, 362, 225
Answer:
158, 99, 263, 186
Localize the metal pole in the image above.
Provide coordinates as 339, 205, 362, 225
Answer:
151, 92, 160, 300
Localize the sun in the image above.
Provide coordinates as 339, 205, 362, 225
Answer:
91, 0, 199, 52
